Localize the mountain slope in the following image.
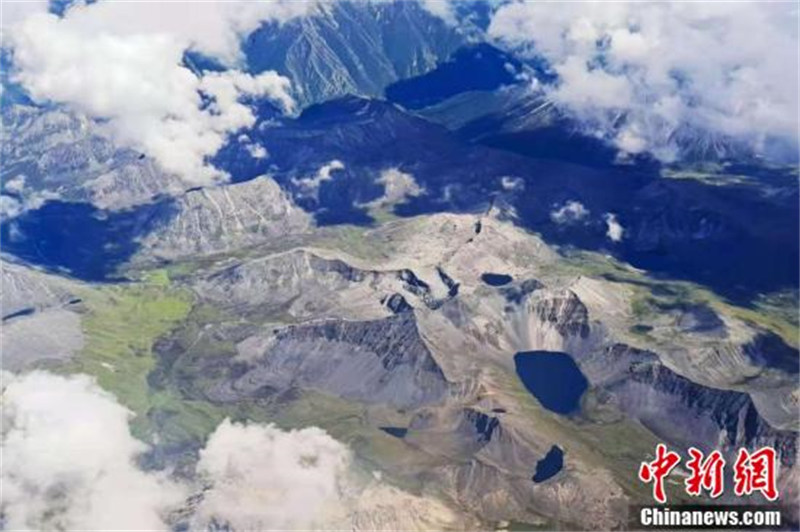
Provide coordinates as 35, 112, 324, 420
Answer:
244, 1, 467, 107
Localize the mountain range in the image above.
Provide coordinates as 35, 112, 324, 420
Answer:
1, 2, 798, 530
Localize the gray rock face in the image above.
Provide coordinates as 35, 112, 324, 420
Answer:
0, 260, 84, 370
1, 259, 79, 317
397, 267, 459, 310
2, 309, 84, 371
193, 248, 462, 323
578, 343, 797, 466
419, 85, 558, 138
137, 176, 313, 261
245, 1, 466, 107
384, 293, 413, 314
440, 450, 625, 530
498, 278, 543, 304
220, 313, 449, 409
195, 249, 373, 315
531, 289, 590, 339
1, 105, 183, 212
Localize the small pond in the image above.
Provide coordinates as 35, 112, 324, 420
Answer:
481, 272, 513, 286
532, 445, 564, 483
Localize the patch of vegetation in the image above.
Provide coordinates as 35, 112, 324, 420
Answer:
312, 225, 390, 261
254, 389, 439, 494
558, 248, 644, 281
711, 297, 799, 349
70, 270, 195, 436
144, 390, 229, 447
139, 268, 171, 287
630, 291, 658, 320
364, 204, 402, 226
751, 288, 800, 330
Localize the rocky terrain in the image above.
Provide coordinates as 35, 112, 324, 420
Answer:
4, 164, 796, 528
1, 259, 85, 370
1, 2, 797, 529
138, 176, 313, 260
3, 154, 798, 531
134, 207, 798, 528
243, 1, 469, 107
1, 105, 185, 212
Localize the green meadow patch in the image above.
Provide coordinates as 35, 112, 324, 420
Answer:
70, 271, 196, 437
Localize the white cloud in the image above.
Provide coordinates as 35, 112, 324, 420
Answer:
6, 4, 302, 186
3, 175, 26, 194
1, 371, 463, 530
362, 167, 424, 208
238, 134, 269, 159
292, 160, 345, 201
41, 0, 311, 65
418, 0, 457, 26
247, 143, 269, 160
0, 195, 23, 219
0, 371, 186, 531
488, 2, 799, 161
500, 175, 525, 192
1, 189, 61, 222
553, 55, 633, 111
0, 0, 49, 32
184, 408, 474, 530
192, 419, 352, 530
550, 200, 590, 225
0, 372, 352, 531
604, 212, 624, 242
191, 418, 467, 531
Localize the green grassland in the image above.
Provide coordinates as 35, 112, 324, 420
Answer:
67, 270, 223, 440
72, 271, 191, 415
68, 269, 433, 472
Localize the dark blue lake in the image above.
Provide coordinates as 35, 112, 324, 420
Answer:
532, 445, 564, 483
481, 272, 513, 286
514, 351, 588, 415
379, 427, 408, 438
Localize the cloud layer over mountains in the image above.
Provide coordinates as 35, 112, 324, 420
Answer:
489, 1, 799, 161
2, 0, 797, 174
4, 1, 304, 186
1, 371, 185, 530
193, 419, 353, 530
0, 371, 365, 530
